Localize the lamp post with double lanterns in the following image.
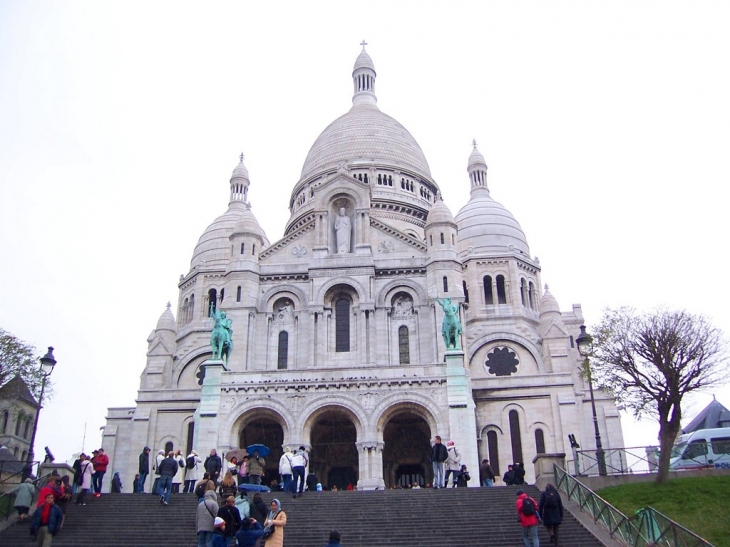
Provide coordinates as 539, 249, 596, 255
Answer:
575, 326, 607, 476
24, 347, 56, 480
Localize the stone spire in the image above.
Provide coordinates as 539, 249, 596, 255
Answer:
352, 41, 377, 106
467, 140, 488, 194
230, 153, 250, 205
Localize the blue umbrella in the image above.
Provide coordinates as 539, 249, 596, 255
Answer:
238, 483, 271, 493
246, 444, 270, 458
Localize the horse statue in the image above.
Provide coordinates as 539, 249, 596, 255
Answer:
210, 305, 233, 363
437, 297, 463, 350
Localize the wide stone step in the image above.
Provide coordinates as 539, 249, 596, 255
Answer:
0, 486, 607, 546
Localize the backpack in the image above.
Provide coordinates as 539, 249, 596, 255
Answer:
521, 496, 537, 516
194, 481, 207, 498
186, 456, 195, 470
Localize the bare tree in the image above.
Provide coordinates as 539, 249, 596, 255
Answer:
0, 328, 48, 401
591, 308, 729, 483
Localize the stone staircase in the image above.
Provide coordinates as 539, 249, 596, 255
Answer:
0, 486, 608, 546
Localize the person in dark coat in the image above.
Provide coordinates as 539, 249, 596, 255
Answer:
513, 462, 526, 485
217, 496, 242, 541
249, 492, 268, 524
322, 529, 343, 547
539, 483, 564, 545
30, 493, 64, 546
137, 446, 150, 493
502, 464, 515, 485
111, 472, 123, 493
205, 449, 223, 484
306, 472, 319, 492
235, 517, 265, 547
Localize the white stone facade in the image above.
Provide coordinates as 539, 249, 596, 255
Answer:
102, 46, 624, 491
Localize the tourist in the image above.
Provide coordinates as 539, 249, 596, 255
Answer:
217, 495, 242, 543
89, 450, 99, 494
196, 489, 220, 547
514, 462, 526, 485
516, 489, 541, 547
480, 459, 496, 487
263, 498, 287, 547
234, 490, 250, 519
430, 435, 448, 488
249, 493, 268, 524
238, 455, 250, 484
539, 483, 564, 546
158, 451, 179, 505
111, 471, 122, 493
184, 450, 202, 493
137, 446, 151, 493
30, 493, 63, 547
445, 440, 461, 487
132, 473, 141, 493
205, 449, 222, 485
194, 473, 216, 504
152, 449, 165, 495
71, 455, 81, 495
503, 464, 515, 486
279, 446, 293, 494
172, 449, 185, 494
218, 471, 238, 499
7, 478, 36, 523
56, 476, 72, 527
92, 447, 109, 496
74, 454, 94, 506
323, 529, 343, 547
457, 464, 470, 487
235, 517, 265, 547
291, 446, 308, 498
248, 450, 265, 486
210, 516, 228, 547
306, 472, 319, 492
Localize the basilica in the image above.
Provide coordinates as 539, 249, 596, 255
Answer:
102, 46, 624, 490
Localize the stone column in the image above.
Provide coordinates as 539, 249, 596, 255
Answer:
532, 453, 566, 491
356, 441, 384, 490
445, 350, 479, 487
193, 360, 226, 456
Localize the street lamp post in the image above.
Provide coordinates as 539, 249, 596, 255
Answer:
575, 326, 607, 476
24, 347, 56, 480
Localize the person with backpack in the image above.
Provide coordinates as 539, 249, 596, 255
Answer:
184, 450, 202, 493
290, 446, 309, 498
194, 473, 216, 504
196, 489, 220, 547
516, 489, 541, 547
539, 483, 564, 545
279, 446, 294, 494
445, 440, 461, 487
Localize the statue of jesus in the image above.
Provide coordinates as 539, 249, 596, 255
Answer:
334, 207, 351, 253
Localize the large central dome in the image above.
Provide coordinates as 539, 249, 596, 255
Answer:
300, 103, 432, 181
299, 47, 432, 182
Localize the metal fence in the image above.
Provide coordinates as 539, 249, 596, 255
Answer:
554, 464, 714, 547
0, 461, 41, 521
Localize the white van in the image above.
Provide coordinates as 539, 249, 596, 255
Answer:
669, 428, 730, 470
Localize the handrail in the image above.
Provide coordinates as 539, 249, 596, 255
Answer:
553, 464, 714, 547
0, 461, 43, 522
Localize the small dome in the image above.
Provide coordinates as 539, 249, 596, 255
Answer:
231, 204, 268, 241
190, 202, 248, 268
455, 189, 530, 256
539, 285, 560, 318
231, 157, 249, 180
354, 48, 375, 72
425, 196, 455, 227
156, 302, 176, 332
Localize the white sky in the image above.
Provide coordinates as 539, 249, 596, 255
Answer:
1, 1, 728, 465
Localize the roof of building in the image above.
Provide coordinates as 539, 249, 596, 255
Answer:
682, 399, 730, 433
0, 375, 38, 408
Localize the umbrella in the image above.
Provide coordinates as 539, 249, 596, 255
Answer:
238, 483, 271, 493
246, 444, 270, 458
225, 448, 248, 462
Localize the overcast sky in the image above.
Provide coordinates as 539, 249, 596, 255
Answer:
1, 1, 728, 465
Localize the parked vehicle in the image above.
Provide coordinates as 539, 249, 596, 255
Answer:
669, 428, 730, 469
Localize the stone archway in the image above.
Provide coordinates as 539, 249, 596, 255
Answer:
239, 416, 284, 486
382, 410, 432, 488
309, 409, 358, 490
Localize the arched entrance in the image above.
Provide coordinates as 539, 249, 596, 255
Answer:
382, 410, 432, 488
239, 416, 284, 486
309, 409, 358, 490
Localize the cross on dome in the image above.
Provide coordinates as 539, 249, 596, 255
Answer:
239, 152, 245, 162
360, 39, 368, 50
472, 139, 478, 149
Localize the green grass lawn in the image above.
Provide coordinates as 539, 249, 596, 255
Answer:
597, 475, 730, 547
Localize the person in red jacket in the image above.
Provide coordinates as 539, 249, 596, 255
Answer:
516, 490, 541, 547
92, 448, 110, 496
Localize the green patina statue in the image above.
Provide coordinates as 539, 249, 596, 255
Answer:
437, 297, 463, 350
210, 305, 233, 363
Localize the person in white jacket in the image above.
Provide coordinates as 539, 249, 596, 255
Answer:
445, 440, 461, 488
152, 449, 165, 495
172, 449, 185, 493
184, 450, 202, 494
279, 447, 294, 494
